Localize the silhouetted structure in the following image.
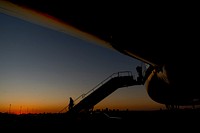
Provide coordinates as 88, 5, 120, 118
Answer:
68, 71, 139, 114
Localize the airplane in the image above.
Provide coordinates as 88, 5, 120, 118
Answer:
0, 1, 199, 110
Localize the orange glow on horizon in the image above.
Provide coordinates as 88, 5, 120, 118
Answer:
0, 101, 164, 114
1, 104, 63, 114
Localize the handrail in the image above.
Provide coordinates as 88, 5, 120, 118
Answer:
58, 71, 133, 113
73, 71, 133, 105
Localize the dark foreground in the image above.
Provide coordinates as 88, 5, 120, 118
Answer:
1, 109, 200, 132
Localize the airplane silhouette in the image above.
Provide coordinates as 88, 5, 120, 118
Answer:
0, 1, 199, 109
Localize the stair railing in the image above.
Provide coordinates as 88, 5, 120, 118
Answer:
73, 71, 133, 105
58, 71, 134, 113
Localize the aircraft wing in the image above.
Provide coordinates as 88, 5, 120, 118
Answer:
0, 1, 198, 65
1, 0, 189, 66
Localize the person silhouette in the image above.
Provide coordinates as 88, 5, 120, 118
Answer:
68, 97, 74, 110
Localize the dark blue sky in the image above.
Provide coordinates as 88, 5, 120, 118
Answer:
0, 13, 164, 113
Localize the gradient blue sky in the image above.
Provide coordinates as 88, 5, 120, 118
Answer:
0, 13, 164, 114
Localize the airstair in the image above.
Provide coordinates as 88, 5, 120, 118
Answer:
66, 71, 139, 113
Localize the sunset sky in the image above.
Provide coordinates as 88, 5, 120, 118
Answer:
0, 12, 164, 114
